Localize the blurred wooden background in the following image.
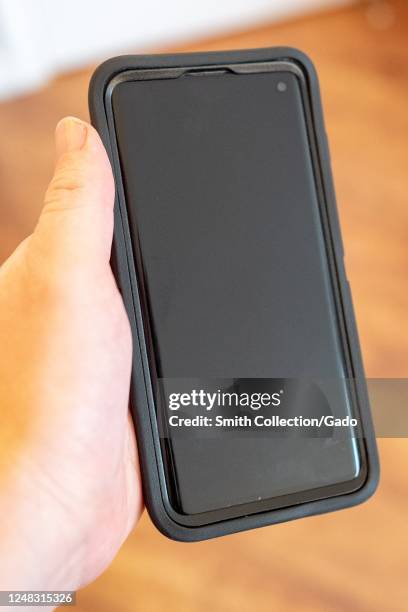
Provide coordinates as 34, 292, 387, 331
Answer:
1, 1, 407, 610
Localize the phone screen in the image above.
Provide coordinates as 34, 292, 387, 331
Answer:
111, 68, 364, 521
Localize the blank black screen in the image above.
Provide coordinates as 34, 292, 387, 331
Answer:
112, 70, 361, 518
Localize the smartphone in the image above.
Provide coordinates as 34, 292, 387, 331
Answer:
89, 48, 378, 541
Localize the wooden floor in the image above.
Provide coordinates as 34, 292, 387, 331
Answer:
1, 1, 408, 610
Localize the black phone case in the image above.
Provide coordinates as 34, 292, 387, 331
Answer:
88, 47, 379, 542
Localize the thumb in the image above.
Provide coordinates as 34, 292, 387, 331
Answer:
32, 116, 115, 277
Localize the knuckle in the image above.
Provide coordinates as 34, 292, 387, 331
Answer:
45, 152, 90, 204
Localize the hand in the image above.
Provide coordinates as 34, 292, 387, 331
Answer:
0, 117, 143, 600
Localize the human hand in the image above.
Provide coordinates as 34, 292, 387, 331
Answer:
0, 117, 143, 602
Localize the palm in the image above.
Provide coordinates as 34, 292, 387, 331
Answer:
0, 118, 142, 591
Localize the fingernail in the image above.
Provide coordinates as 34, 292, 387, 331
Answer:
55, 117, 88, 157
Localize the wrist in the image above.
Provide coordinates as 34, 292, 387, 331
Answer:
0, 475, 83, 592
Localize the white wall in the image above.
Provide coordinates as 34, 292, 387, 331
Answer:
0, 0, 350, 99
